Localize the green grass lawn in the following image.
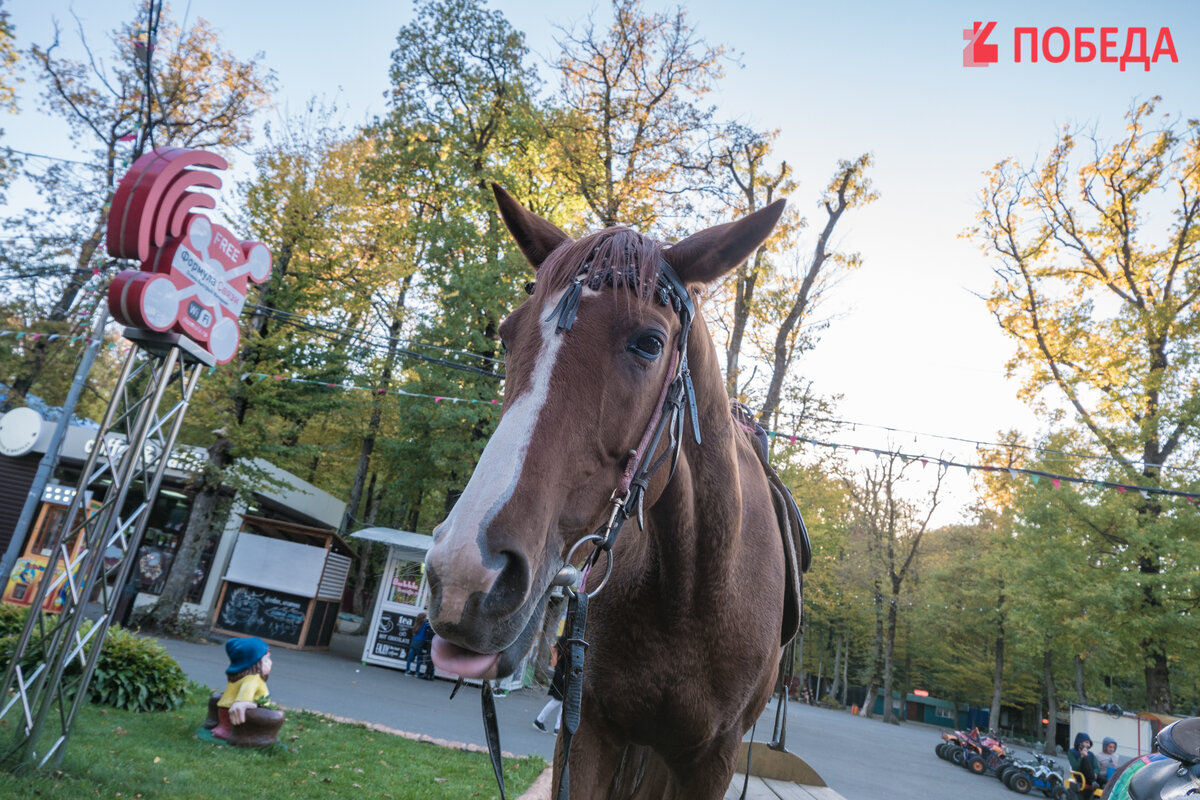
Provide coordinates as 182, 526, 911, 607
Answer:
0, 685, 546, 799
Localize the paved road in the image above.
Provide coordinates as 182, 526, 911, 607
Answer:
159, 632, 1041, 800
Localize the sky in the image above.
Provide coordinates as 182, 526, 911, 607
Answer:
3, 0, 1198, 524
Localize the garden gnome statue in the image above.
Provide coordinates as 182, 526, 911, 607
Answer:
208, 636, 285, 747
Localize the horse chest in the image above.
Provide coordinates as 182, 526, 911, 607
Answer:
583, 629, 749, 744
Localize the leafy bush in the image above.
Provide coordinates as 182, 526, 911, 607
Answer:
90, 627, 189, 712
0, 602, 29, 636
0, 603, 42, 673
0, 608, 186, 713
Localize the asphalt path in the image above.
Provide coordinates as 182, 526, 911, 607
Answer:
159, 632, 1045, 800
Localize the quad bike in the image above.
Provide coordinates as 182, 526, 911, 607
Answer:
1000, 753, 1065, 797
937, 729, 970, 766
961, 727, 1008, 776
1065, 767, 1104, 799
1101, 717, 1200, 800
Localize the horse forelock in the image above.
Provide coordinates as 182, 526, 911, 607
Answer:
536, 227, 665, 306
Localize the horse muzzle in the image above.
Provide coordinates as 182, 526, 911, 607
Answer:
424, 533, 555, 679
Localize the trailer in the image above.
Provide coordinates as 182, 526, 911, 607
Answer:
1069, 702, 1185, 763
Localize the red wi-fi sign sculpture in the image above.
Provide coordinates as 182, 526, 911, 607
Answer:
105, 148, 271, 364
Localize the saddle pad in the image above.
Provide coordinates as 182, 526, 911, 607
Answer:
731, 404, 812, 646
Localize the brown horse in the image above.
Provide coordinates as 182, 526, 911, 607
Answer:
426, 185, 798, 799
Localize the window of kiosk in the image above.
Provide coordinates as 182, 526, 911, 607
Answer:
388, 561, 426, 606
128, 491, 193, 595
28, 503, 83, 557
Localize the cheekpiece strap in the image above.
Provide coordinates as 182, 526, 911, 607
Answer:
657, 258, 701, 446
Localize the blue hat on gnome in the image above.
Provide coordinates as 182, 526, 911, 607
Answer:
225, 637, 269, 675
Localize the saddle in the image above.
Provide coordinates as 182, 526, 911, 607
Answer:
731, 403, 812, 646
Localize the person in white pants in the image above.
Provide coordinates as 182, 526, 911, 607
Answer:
533, 636, 566, 734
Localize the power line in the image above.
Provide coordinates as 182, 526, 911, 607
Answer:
1, 147, 93, 167
248, 309, 502, 379
251, 303, 504, 367
768, 430, 1200, 502
786, 412, 1200, 478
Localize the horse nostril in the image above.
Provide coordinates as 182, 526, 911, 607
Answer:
424, 563, 443, 617
484, 549, 531, 614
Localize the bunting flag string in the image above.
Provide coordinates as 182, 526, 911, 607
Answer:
239, 372, 503, 407
4, 326, 1195, 500
767, 430, 1200, 504
0, 328, 135, 356
789, 411, 1200, 478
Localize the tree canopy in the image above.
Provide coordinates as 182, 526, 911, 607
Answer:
3, 0, 1198, 729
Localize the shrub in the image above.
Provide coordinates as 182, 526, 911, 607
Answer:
0, 610, 187, 713
90, 627, 189, 712
0, 602, 29, 637
818, 694, 841, 709
0, 604, 46, 674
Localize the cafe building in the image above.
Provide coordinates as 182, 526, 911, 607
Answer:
0, 405, 351, 648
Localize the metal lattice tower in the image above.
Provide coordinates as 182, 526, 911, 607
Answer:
0, 330, 211, 772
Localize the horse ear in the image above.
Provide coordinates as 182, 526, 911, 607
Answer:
662, 199, 786, 285
492, 183, 571, 270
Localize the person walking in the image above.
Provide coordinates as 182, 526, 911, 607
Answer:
534, 636, 567, 734
405, 612, 433, 677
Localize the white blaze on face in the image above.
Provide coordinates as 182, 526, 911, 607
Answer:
429, 291, 569, 598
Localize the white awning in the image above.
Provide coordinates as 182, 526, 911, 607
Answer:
350, 527, 433, 563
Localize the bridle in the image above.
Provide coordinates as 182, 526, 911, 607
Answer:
471, 253, 803, 800
473, 254, 700, 800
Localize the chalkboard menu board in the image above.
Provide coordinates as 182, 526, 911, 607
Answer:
370, 609, 416, 662
216, 582, 309, 646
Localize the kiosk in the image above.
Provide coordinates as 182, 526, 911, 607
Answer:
2, 484, 97, 612
354, 527, 524, 691
210, 516, 353, 649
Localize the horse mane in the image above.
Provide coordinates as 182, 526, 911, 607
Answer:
536, 227, 665, 306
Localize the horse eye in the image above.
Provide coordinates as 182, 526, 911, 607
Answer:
628, 333, 665, 360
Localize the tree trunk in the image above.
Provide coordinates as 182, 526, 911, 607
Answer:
350, 540, 373, 617
349, 473, 379, 620
757, 169, 855, 424
829, 634, 842, 703
882, 596, 898, 724
1043, 648, 1058, 755
794, 629, 806, 696
862, 594, 883, 718
1145, 650, 1172, 713
1075, 654, 1087, 705
341, 309, 405, 534
841, 635, 849, 706
144, 433, 233, 630
991, 635, 1004, 733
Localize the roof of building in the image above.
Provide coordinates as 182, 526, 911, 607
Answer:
350, 527, 433, 563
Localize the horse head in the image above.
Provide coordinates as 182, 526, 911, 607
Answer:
425, 184, 784, 680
